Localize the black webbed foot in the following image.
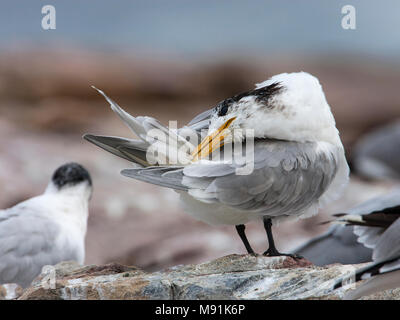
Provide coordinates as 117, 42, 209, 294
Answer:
263, 248, 303, 259
262, 217, 303, 259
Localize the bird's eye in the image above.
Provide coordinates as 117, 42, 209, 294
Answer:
217, 99, 233, 117
219, 105, 228, 116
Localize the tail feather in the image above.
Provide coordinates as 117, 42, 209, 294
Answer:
91, 86, 148, 139
118, 145, 151, 167
121, 167, 187, 191
86, 87, 197, 167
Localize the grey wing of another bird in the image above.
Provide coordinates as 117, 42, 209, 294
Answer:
342, 269, 400, 300
294, 225, 372, 266
295, 189, 400, 266
330, 189, 400, 298
122, 166, 188, 191
372, 218, 400, 268
342, 224, 400, 300
352, 218, 400, 276
0, 205, 71, 288
332, 191, 400, 298
343, 188, 400, 250
352, 120, 400, 180
123, 140, 340, 220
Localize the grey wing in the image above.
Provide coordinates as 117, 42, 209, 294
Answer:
294, 225, 372, 266
373, 218, 400, 264
346, 188, 400, 216
84, 88, 196, 167
0, 207, 65, 288
123, 140, 340, 219
121, 166, 187, 191
84, 134, 149, 165
352, 120, 400, 180
331, 191, 400, 295
338, 188, 400, 250
181, 140, 339, 218
353, 224, 387, 250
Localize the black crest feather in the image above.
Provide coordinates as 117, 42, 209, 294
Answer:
216, 82, 283, 117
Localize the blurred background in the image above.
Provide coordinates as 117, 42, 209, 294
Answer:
1, 1, 400, 270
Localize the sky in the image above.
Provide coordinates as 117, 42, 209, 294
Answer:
0, 1, 399, 60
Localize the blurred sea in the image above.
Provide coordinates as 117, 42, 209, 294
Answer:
1, 0, 400, 61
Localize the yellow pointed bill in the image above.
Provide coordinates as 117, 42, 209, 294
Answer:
191, 117, 236, 161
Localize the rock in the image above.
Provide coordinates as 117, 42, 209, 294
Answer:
0, 283, 24, 300
18, 255, 399, 300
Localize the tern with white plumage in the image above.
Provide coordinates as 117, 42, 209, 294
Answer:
84, 71, 349, 257
0, 163, 92, 288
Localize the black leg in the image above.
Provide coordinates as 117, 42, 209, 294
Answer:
235, 224, 256, 255
262, 217, 302, 259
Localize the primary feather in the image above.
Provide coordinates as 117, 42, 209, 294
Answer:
332, 188, 400, 299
